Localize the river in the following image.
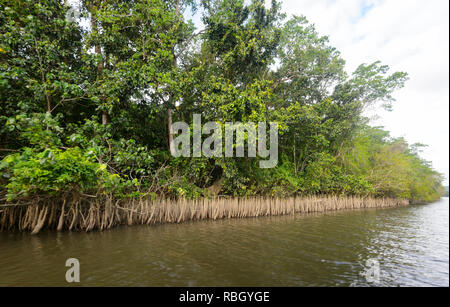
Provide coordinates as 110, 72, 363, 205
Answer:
0, 198, 448, 287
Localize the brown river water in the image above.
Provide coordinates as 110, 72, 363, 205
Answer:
0, 198, 448, 287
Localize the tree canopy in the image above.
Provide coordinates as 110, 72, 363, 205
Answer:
0, 0, 444, 203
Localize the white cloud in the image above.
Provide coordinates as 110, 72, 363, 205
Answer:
277, 0, 449, 185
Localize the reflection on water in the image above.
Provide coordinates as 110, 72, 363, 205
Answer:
0, 198, 448, 287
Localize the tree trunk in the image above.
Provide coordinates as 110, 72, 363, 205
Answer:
168, 50, 178, 155
294, 134, 297, 175
91, 4, 108, 125
102, 112, 109, 125
168, 108, 175, 155
167, 0, 182, 155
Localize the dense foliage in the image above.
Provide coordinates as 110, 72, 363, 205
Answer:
0, 0, 444, 203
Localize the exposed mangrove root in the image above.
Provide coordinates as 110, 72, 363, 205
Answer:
0, 196, 410, 234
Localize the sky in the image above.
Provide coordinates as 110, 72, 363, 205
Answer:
190, 0, 450, 185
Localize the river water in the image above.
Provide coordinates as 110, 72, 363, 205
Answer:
0, 198, 448, 287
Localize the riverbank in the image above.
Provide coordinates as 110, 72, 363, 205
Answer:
0, 196, 409, 234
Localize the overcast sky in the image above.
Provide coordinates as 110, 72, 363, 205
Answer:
266, 0, 449, 185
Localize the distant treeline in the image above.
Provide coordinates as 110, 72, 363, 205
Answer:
0, 0, 445, 205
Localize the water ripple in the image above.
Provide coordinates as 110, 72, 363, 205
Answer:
0, 198, 448, 287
